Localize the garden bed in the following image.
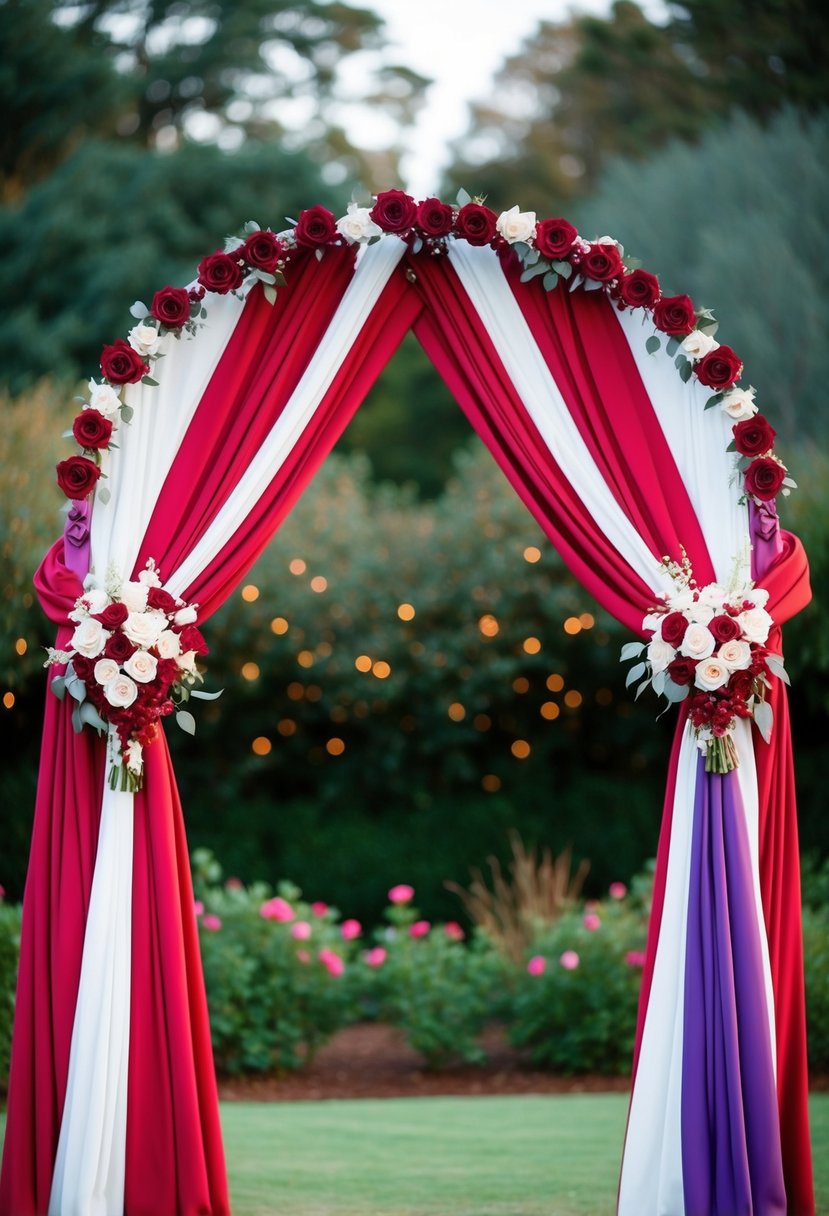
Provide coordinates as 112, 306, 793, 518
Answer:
217, 1022, 632, 1102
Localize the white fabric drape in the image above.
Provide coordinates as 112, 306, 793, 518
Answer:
48, 237, 405, 1215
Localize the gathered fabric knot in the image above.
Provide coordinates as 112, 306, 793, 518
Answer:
757, 530, 811, 652
34, 538, 86, 643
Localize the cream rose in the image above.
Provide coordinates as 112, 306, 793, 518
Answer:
738, 607, 773, 645
694, 656, 730, 691
718, 639, 752, 670
697, 584, 725, 608
120, 580, 149, 612
124, 650, 158, 683
87, 379, 121, 418
681, 331, 719, 361
647, 636, 676, 673
335, 204, 382, 244
496, 206, 537, 244
720, 386, 758, 421
128, 323, 162, 357
94, 657, 121, 685
744, 587, 769, 609
174, 605, 198, 626
71, 618, 110, 658
156, 629, 182, 659
177, 650, 198, 675
680, 623, 716, 660
104, 673, 138, 708
123, 610, 165, 648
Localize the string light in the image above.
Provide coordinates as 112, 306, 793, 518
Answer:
2, 692, 14, 709
564, 690, 583, 708
523, 546, 541, 563
482, 774, 501, 792
473, 713, 492, 731
297, 650, 314, 668
286, 682, 304, 700
251, 736, 272, 755
305, 684, 322, 701
326, 737, 345, 756
270, 617, 289, 635
15, 638, 27, 655
310, 576, 328, 593
512, 677, 529, 694
478, 614, 499, 637
240, 661, 260, 681
540, 701, 560, 720
546, 674, 565, 691
563, 617, 582, 635
511, 740, 531, 759
579, 612, 595, 629
523, 636, 541, 655
289, 559, 307, 575
278, 719, 297, 736
355, 655, 372, 672
397, 603, 416, 621
241, 585, 259, 603
447, 702, 466, 721
372, 660, 391, 679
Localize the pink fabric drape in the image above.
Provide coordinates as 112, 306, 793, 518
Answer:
1, 255, 420, 1215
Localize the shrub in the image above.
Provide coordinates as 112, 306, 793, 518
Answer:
0, 896, 22, 1091
803, 904, 829, 1072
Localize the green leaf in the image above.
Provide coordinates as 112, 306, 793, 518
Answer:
190, 688, 224, 701
51, 675, 66, 700
141, 375, 159, 387
79, 700, 107, 732
663, 679, 690, 703
666, 337, 680, 356
753, 699, 774, 743
583, 278, 603, 291
704, 392, 724, 410
120, 403, 134, 423
568, 274, 584, 293
645, 335, 661, 355
263, 283, 277, 306
620, 641, 646, 661
634, 677, 652, 701
411, 236, 423, 255
176, 710, 197, 736
552, 261, 572, 279
243, 220, 260, 233
542, 271, 559, 292
456, 187, 472, 207
519, 261, 548, 283
765, 653, 790, 685
625, 661, 647, 688
651, 669, 667, 696
678, 359, 693, 384
129, 301, 149, 320
97, 485, 111, 505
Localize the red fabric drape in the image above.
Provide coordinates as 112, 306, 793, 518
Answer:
1, 256, 421, 1215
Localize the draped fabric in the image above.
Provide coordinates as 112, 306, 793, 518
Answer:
0, 233, 813, 1216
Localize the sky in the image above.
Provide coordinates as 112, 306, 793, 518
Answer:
342, 0, 666, 197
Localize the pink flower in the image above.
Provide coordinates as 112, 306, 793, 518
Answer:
583, 912, 601, 931
364, 946, 387, 968
340, 918, 362, 941
559, 950, 580, 971
202, 914, 222, 932
444, 922, 465, 941
296, 949, 310, 964
290, 921, 312, 940
409, 920, 431, 938
625, 950, 647, 968
260, 896, 294, 922
318, 948, 345, 977
193, 900, 204, 917
527, 955, 546, 976
609, 882, 628, 900
225, 876, 243, 891
311, 901, 329, 917
388, 884, 415, 904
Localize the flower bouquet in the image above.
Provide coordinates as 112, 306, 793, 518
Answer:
621, 552, 787, 773
46, 560, 218, 791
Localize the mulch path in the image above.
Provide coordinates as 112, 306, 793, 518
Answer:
217, 1022, 633, 1103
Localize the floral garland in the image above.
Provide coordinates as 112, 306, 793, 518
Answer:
55, 188, 794, 512
46, 560, 217, 790
620, 551, 787, 772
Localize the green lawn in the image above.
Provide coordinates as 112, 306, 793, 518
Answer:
2, 1094, 828, 1215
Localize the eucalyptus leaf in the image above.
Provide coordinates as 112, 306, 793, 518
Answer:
552, 261, 572, 279
190, 688, 224, 701
456, 187, 472, 207
645, 335, 661, 355
315, 248, 324, 261
568, 274, 583, 293
51, 675, 66, 700
522, 247, 540, 267
542, 271, 559, 292
243, 220, 260, 233
625, 661, 647, 688
129, 301, 149, 320
97, 486, 111, 505
79, 700, 107, 732
141, 376, 159, 387
753, 699, 774, 743
634, 677, 652, 701
765, 653, 790, 685
176, 710, 197, 736
520, 261, 548, 283
663, 679, 690, 703
411, 236, 423, 255
666, 337, 680, 357
583, 278, 603, 291
620, 641, 646, 661
120, 403, 134, 423
651, 669, 667, 696
61, 429, 74, 439
678, 360, 693, 384
263, 283, 277, 306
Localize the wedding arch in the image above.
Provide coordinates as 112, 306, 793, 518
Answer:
0, 191, 813, 1216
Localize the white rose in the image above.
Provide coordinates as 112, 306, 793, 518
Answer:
642, 612, 663, 635
71, 618, 110, 658
87, 379, 122, 418
123, 611, 165, 648
120, 581, 149, 612
335, 204, 382, 244
720, 386, 758, 421
496, 206, 537, 244
138, 564, 162, 588
647, 636, 675, 673
128, 323, 161, 357
689, 601, 715, 625
80, 588, 109, 616
104, 673, 138, 708
697, 584, 725, 608
680, 623, 716, 660
738, 607, 773, 645
124, 650, 159, 683
718, 639, 752, 671
94, 658, 121, 685
681, 331, 720, 361
668, 588, 695, 612
177, 650, 198, 675
694, 657, 731, 691
742, 587, 769, 609
174, 605, 198, 626
156, 629, 182, 659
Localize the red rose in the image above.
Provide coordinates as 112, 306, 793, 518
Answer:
56, 455, 101, 500
708, 614, 742, 644
294, 205, 337, 247
241, 230, 285, 272
178, 624, 208, 655
150, 286, 192, 329
667, 657, 697, 686
416, 197, 454, 237
197, 251, 245, 295
652, 294, 696, 335
94, 602, 129, 629
100, 338, 148, 385
729, 670, 754, 703
370, 190, 418, 233
72, 409, 113, 451
694, 345, 742, 390
147, 586, 178, 614
618, 269, 660, 309
105, 631, 136, 662
732, 415, 776, 458
660, 611, 689, 646
534, 217, 578, 260
455, 202, 498, 246
579, 242, 624, 283
744, 457, 786, 502
157, 657, 181, 685
72, 655, 94, 681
